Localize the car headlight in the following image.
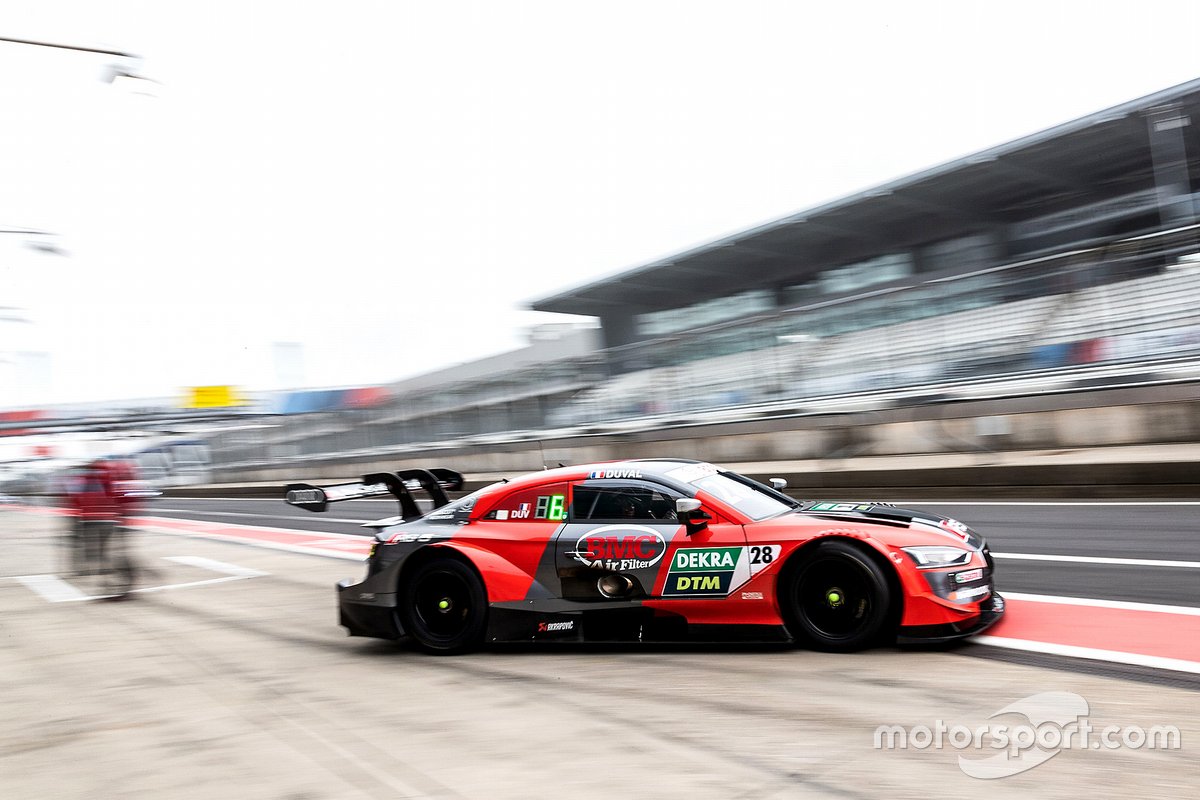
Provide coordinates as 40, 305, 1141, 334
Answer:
902, 545, 973, 568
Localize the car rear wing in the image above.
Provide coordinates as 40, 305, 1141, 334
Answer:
285, 467, 464, 521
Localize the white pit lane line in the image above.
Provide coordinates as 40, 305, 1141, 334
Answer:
970, 592, 1200, 674
162, 555, 269, 578
10, 556, 269, 603
970, 637, 1200, 675
992, 552, 1200, 569
1000, 591, 1200, 616
150, 507, 374, 525
15, 575, 90, 603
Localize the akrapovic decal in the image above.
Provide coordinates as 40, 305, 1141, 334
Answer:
569, 525, 667, 570
537, 620, 574, 633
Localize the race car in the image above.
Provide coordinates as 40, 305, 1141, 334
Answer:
285, 459, 1003, 654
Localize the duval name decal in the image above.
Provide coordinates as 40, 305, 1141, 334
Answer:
569, 525, 667, 570
587, 468, 643, 479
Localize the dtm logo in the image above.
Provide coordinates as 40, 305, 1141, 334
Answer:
570, 524, 667, 570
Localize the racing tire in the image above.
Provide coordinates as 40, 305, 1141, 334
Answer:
783, 540, 894, 652
399, 557, 488, 655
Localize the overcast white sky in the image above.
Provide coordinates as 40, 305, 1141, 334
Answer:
1, 1, 1199, 408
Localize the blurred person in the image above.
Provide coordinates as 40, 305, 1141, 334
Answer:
69, 459, 119, 582
103, 457, 150, 598
57, 466, 88, 575
70, 457, 146, 598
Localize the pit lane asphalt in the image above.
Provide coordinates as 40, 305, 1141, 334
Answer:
3, 509, 1197, 799
143, 497, 1200, 607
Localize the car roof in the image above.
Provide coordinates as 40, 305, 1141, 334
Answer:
484, 458, 708, 494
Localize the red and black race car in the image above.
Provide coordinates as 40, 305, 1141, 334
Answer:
286, 459, 1003, 653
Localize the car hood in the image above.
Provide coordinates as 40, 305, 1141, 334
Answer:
784, 501, 987, 550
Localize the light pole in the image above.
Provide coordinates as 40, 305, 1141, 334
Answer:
0, 34, 157, 91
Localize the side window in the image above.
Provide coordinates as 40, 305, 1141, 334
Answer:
481, 482, 569, 522
570, 484, 679, 522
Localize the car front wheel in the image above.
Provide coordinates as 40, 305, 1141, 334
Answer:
783, 540, 894, 652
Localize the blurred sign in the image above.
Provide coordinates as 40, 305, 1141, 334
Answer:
183, 385, 245, 409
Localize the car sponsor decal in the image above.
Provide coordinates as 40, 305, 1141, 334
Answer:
662, 545, 781, 597
385, 531, 442, 544
587, 468, 642, 479
909, 518, 979, 547
569, 525, 667, 570
499, 495, 564, 521
809, 502, 874, 512
537, 620, 574, 633
954, 567, 984, 584
664, 462, 720, 483
938, 518, 972, 542
949, 584, 991, 602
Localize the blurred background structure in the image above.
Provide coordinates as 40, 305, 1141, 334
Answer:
4, 79, 1200, 493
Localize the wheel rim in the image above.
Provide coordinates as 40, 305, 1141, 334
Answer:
795, 555, 876, 640
413, 568, 474, 641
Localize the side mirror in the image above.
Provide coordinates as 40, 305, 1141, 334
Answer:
770, 478, 787, 490
675, 497, 710, 534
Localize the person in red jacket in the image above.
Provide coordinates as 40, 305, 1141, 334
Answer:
67, 459, 118, 577
70, 457, 143, 597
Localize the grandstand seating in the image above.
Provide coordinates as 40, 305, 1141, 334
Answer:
550, 265, 1200, 424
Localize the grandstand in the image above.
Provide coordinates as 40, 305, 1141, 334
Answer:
522, 79, 1200, 426
544, 226, 1200, 424
195, 77, 1200, 469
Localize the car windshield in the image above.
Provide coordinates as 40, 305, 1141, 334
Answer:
690, 472, 795, 521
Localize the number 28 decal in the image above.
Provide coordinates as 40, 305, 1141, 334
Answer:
748, 545, 782, 571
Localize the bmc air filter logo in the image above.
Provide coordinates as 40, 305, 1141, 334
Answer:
570, 525, 667, 571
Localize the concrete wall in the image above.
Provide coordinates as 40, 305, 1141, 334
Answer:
202, 383, 1200, 496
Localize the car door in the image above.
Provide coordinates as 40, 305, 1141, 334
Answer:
552, 480, 679, 600
554, 479, 747, 601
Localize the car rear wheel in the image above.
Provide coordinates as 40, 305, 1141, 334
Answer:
399, 557, 487, 654
784, 540, 894, 652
